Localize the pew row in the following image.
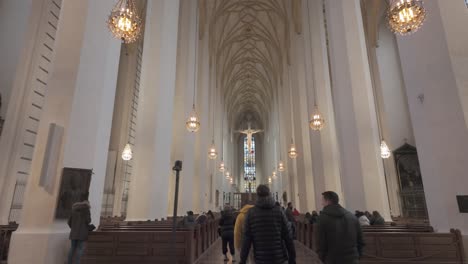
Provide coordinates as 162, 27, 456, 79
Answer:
82, 220, 219, 264
296, 222, 466, 264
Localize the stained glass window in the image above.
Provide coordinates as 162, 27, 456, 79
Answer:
243, 136, 256, 193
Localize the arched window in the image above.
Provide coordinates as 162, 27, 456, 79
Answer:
243, 135, 256, 192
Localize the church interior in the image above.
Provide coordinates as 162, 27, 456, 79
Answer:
0, 0, 467, 263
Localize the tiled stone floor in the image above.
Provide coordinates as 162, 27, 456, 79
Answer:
196, 240, 322, 264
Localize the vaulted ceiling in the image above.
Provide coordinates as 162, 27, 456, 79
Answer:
206, 0, 294, 131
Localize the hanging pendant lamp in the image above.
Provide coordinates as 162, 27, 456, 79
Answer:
309, 106, 325, 131
186, 6, 201, 132
387, 0, 426, 36
288, 139, 298, 159
186, 105, 201, 132
219, 160, 225, 172
107, 0, 142, 43
380, 140, 391, 159
306, 0, 326, 131
278, 161, 285, 172
121, 143, 133, 161
208, 140, 218, 160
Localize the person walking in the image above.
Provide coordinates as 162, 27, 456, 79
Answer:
285, 202, 296, 239
220, 206, 236, 261
317, 191, 365, 264
239, 185, 296, 264
234, 202, 254, 262
67, 196, 91, 264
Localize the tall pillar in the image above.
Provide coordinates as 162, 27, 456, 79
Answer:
302, 0, 344, 210
0, 0, 50, 224
325, 0, 390, 218
0, 0, 33, 118
126, 0, 180, 221
396, 0, 468, 235
8, 0, 120, 263
170, 0, 197, 216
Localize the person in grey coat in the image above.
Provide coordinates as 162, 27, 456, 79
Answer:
67, 198, 91, 264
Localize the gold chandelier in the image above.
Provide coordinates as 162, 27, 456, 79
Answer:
219, 160, 225, 172
208, 140, 218, 160
380, 140, 391, 159
309, 106, 325, 131
306, 0, 325, 131
288, 139, 298, 159
387, 0, 426, 36
121, 143, 133, 161
278, 161, 285, 172
186, 105, 200, 132
107, 0, 142, 43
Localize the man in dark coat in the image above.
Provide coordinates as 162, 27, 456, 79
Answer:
67, 198, 91, 264
240, 185, 296, 264
317, 191, 365, 264
219, 206, 236, 261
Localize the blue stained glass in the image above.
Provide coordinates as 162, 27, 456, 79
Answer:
243, 136, 256, 193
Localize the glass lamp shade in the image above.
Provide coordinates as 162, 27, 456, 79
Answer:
309, 106, 325, 131
230, 178, 234, 184
225, 171, 231, 179
121, 143, 133, 161
208, 142, 218, 159
288, 143, 298, 159
186, 107, 201, 132
268, 177, 272, 184
387, 0, 426, 36
107, 0, 142, 43
380, 140, 391, 159
278, 161, 285, 172
272, 171, 277, 179
219, 161, 225, 172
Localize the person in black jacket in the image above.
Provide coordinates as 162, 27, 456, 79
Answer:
240, 185, 296, 264
317, 191, 365, 264
220, 206, 236, 261
67, 195, 91, 264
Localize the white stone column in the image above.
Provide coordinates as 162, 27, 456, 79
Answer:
302, 0, 344, 210
8, 0, 120, 263
325, 0, 390, 218
0, 0, 47, 224
397, 0, 468, 234
126, 0, 180, 221
169, 0, 197, 216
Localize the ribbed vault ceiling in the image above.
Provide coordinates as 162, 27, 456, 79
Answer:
207, 0, 291, 130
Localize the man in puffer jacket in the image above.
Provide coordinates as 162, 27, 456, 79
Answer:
219, 207, 236, 261
317, 191, 365, 264
240, 185, 296, 264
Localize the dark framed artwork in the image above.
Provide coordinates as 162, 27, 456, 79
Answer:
456, 195, 468, 213
55, 167, 92, 219
394, 143, 428, 219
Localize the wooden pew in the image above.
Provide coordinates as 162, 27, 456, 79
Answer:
361, 229, 466, 264
296, 222, 466, 264
82, 219, 219, 264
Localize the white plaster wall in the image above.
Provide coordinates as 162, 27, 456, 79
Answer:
396, 0, 468, 234
437, 0, 468, 129
376, 25, 415, 148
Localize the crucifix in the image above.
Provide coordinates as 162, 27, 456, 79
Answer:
236, 122, 262, 153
